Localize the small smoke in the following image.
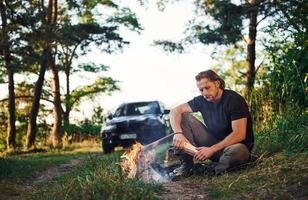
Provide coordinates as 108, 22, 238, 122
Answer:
135, 134, 174, 183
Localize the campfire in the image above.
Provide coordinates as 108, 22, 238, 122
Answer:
119, 143, 144, 179
119, 134, 198, 183
119, 142, 166, 182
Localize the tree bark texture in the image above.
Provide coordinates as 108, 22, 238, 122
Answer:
50, 51, 63, 148
26, 50, 48, 149
64, 65, 70, 126
0, 0, 17, 149
246, 0, 258, 95
48, 0, 62, 148
26, 0, 61, 148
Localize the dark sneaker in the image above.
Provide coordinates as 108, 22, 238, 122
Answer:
169, 162, 193, 180
191, 163, 217, 178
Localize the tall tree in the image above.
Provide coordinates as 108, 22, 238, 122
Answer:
57, 1, 142, 127
27, 0, 142, 148
0, 0, 16, 149
25, 0, 57, 148
155, 0, 278, 95
46, 0, 63, 148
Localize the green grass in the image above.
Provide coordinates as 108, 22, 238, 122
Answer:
189, 152, 308, 199
0, 141, 102, 199
27, 151, 162, 200
0, 152, 89, 181
253, 110, 308, 155
188, 109, 308, 199
1, 109, 307, 200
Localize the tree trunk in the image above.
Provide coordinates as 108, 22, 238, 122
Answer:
47, 0, 62, 148
25, 50, 48, 149
63, 44, 78, 127
0, 0, 16, 149
245, 0, 258, 95
25, 0, 54, 149
6, 65, 16, 149
64, 67, 70, 126
49, 51, 63, 148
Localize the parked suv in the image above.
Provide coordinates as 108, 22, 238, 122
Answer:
101, 101, 171, 153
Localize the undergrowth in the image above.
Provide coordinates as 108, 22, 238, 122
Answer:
27, 152, 161, 200
254, 109, 308, 156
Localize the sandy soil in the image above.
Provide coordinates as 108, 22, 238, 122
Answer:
161, 179, 208, 200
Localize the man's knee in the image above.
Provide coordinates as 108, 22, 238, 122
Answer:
221, 143, 250, 164
181, 113, 193, 123
181, 113, 199, 127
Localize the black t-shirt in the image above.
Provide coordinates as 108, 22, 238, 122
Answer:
187, 89, 254, 151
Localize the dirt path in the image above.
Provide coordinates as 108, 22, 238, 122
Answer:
26, 153, 100, 186
160, 179, 208, 200
29, 154, 97, 185
1, 153, 100, 200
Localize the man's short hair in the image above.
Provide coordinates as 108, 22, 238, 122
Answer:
195, 70, 225, 89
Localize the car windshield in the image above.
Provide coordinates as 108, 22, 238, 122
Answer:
114, 102, 160, 117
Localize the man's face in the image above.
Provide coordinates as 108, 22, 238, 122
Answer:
197, 78, 221, 102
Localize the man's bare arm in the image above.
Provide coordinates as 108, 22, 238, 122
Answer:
170, 103, 192, 148
211, 117, 247, 152
170, 103, 192, 133
195, 117, 247, 160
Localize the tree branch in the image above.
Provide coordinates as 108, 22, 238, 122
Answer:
0, 95, 53, 104
0, 95, 65, 115
256, 9, 279, 26
240, 34, 248, 44
279, 7, 301, 33
255, 58, 265, 75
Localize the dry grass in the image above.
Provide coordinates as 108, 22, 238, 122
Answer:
189, 152, 308, 199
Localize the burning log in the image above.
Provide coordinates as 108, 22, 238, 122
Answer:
119, 142, 169, 183
119, 134, 198, 183
119, 143, 144, 179
120, 142, 168, 182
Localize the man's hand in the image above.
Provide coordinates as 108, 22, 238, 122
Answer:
194, 146, 216, 161
173, 133, 188, 149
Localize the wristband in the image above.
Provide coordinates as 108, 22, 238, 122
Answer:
174, 132, 183, 135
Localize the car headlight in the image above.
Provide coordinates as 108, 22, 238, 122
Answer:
103, 124, 117, 132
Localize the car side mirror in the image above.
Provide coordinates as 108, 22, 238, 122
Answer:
163, 109, 170, 114
107, 113, 113, 120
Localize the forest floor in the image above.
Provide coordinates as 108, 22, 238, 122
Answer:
0, 142, 307, 200
0, 141, 101, 200
159, 152, 308, 199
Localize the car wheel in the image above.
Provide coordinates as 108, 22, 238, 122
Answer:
102, 140, 114, 154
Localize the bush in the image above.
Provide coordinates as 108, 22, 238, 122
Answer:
254, 107, 308, 155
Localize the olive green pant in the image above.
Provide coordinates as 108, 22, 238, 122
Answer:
178, 113, 250, 174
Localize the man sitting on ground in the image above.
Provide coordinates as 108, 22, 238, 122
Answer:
169, 69, 254, 178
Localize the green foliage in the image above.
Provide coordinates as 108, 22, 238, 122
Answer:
254, 108, 308, 155
28, 152, 161, 200
264, 38, 307, 111
210, 45, 247, 90
107, 7, 143, 32
0, 60, 6, 83
75, 63, 109, 73
91, 106, 106, 125
70, 77, 119, 107
67, 0, 119, 10
153, 40, 185, 53
154, 0, 272, 50
0, 106, 7, 151
63, 120, 101, 139
192, 0, 244, 45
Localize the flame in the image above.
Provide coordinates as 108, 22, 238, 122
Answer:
119, 142, 144, 178
119, 135, 181, 183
